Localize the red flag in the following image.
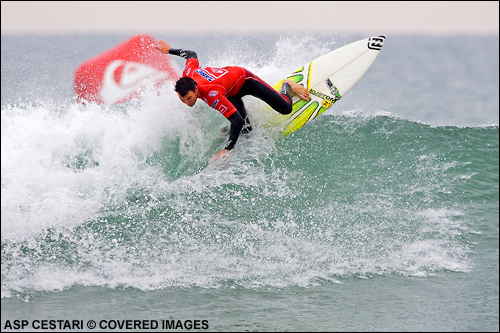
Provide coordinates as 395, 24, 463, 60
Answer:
74, 34, 180, 104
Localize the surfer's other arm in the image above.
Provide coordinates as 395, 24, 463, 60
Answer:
156, 40, 197, 60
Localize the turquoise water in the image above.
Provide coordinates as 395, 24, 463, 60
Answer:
1, 33, 499, 331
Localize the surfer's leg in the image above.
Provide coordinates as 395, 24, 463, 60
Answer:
238, 69, 292, 115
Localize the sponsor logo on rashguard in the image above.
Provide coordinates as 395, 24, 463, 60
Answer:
195, 69, 215, 82
195, 67, 228, 82
217, 105, 228, 115
211, 99, 219, 108
210, 68, 226, 75
209, 90, 218, 97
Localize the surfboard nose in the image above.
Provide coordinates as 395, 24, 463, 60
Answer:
368, 36, 386, 50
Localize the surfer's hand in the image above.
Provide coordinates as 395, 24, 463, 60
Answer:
212, 149, 230, 161
295, 88, 311, 101
284, 79, 310, 101
156, 40, 171, 54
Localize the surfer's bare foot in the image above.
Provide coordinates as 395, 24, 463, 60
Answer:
283, 79, 310, 100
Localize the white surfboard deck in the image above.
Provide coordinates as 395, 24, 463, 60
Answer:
260, 35, 386, 135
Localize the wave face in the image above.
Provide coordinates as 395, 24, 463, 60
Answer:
1, 34, 498, 299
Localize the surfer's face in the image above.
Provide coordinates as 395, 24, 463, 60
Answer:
178, 87, 198, 107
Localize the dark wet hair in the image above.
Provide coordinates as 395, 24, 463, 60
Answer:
174, 77, 197, 97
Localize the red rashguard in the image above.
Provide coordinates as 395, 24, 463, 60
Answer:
182, 57, 246, 118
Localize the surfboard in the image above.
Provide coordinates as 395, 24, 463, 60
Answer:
261, 35, 386, 135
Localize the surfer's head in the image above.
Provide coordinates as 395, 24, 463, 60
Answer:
175, 77, 198, 107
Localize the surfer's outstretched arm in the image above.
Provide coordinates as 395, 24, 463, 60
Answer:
156, 40, 198, 60
224, 112, 245, 151
211, 112, 245, 161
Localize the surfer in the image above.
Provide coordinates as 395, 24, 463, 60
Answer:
156, 40, 310, 160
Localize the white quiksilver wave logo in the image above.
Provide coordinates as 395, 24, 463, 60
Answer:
100, 60, 169, 104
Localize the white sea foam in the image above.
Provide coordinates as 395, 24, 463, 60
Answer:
2, 34, 490, 296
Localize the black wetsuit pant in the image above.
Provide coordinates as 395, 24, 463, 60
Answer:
224, 69, 293, 149
228, 68, 292, 129
226, 68, 293, 150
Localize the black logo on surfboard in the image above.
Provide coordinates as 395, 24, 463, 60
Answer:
326, 79, 341, 100
368, 36, 385, 50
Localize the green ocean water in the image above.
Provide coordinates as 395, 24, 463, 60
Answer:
2, 34, 499, 331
